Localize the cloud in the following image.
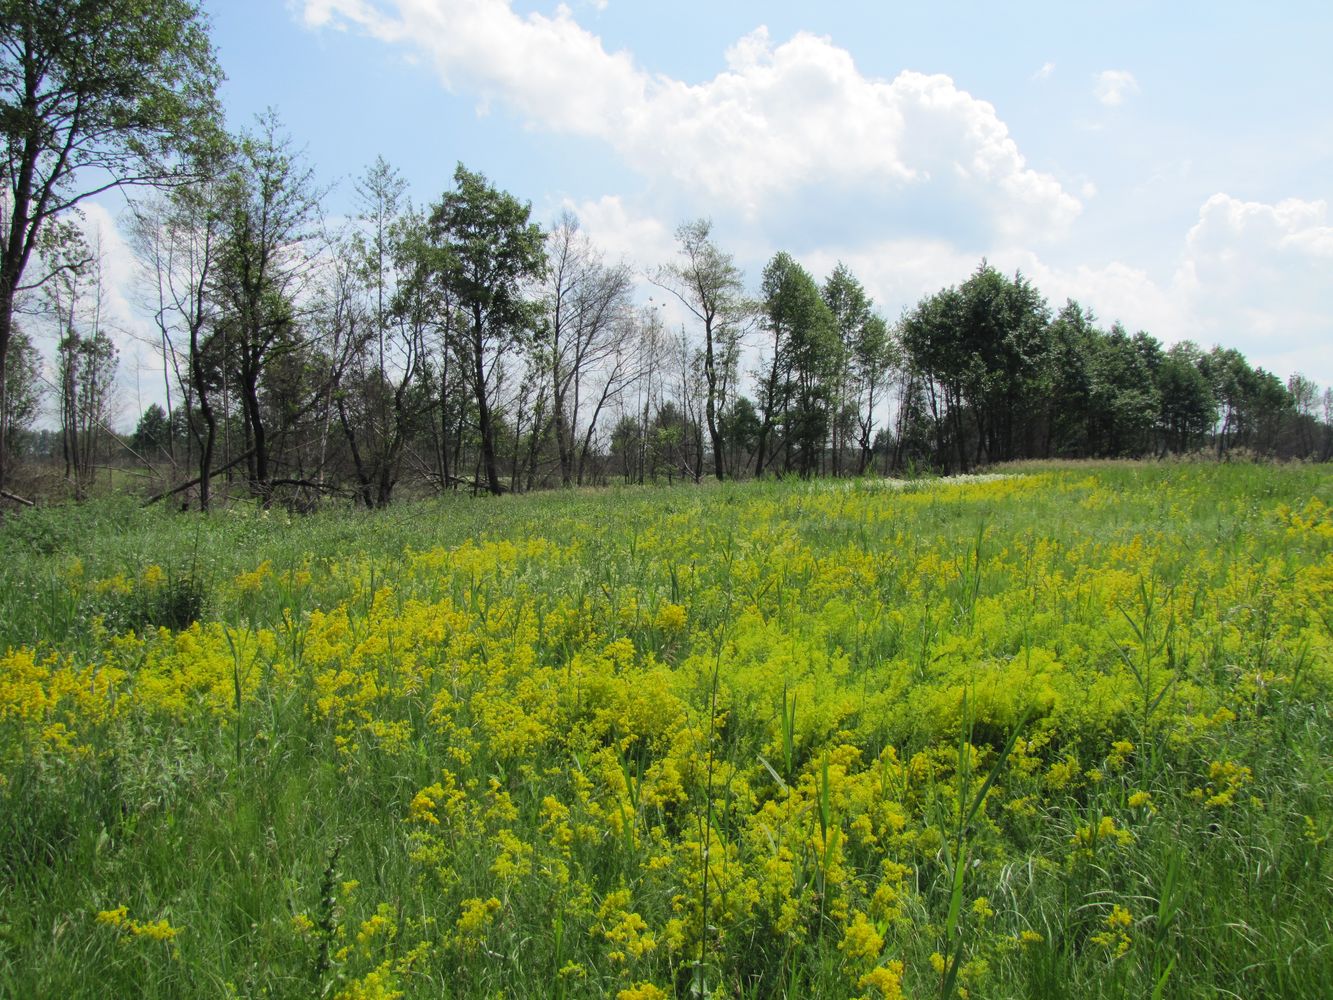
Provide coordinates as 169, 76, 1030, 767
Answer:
560, 195, 675, 275
1094, 69, 1139, 107
302, 1, 1080, 240
1173, 193, 1333, 377
1032, 61, 1055, 82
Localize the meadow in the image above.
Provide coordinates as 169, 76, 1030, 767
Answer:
1, 463, 1331, 999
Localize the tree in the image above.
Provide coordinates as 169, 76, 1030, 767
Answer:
543, 211, 635, 486
1200, 348, 1292, 458
426, 164, 546, 496
1156, 342, 1215, 455
898, 285, 971, 471
128, 159, 232, 510
0, 0, 222, 490
43, 230, 119, 496
719, 395, 760, 473
755, 252, 836, 477
132, 402, 171, 459
955, 263, 1051, 463
1085, 325, 1160, 457
1322, 388, 1333, 462
332, 158, 429, 507
1287, 372, 1321, 458
1044, 301, 1098, 457
823, 263, 894, 475
1, 325, 40, 456
213, 111, 323, 502
653, 219, 746, 480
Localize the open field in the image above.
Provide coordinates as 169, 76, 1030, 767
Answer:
2, 463, 1331, 998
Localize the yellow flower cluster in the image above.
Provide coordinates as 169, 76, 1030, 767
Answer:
1090, 904, 1134, 957
95, 905, 179, 942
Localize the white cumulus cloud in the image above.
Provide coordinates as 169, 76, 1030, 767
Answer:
302, 1, 1080, 239
559, 194, 675, 275
1173, 193, 1333, 376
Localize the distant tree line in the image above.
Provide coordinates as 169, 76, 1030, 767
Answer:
2, 2, 1329, 510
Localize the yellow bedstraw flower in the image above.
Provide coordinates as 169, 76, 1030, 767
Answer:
96, 906, 129, 928
1201, 760, 1252, 808
356, 903, 398, 953
839, 911, 884, 961
1072, 815, 1134, 851
653, 602, 687, 632
1107, 739, 1135, 770
616, 984, 668, 1000
455, 897, 501, 936
333, 961, 403, 1000
131, 919, 179, 942
95, 905, 179, 942
234, 560, 272, 594
409, 784, 444, 825
598, 890, 657, 960
858, 960, 906, 999
1090, 905, 1133, 956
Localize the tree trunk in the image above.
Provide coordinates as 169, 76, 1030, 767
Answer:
0, 288, 12, 493
471, 314, 502, 496
704, 321, 725, 480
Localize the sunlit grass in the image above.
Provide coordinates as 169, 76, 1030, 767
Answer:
2, 462, 1331, 998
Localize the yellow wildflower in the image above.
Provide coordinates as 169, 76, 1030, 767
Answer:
654, 602, 687, 632
858, 960, 906, 999
617, 984, 668, 1000
456, 897, 501, 936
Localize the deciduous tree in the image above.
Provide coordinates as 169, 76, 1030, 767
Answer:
653, 219, 746, 480
426, 164, 546, 496
0, 0, 222, 489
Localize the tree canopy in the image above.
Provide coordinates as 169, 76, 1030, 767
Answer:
0, 0, 223, 488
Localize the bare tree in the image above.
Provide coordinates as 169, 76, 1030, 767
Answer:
542, 212, 642, 486
45, 236, 119, 497
652, 219, 746, 480
329, 159, 429, 506
128, 168, 230, 509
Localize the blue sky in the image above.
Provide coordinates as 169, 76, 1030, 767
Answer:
89, 0, 1333, 407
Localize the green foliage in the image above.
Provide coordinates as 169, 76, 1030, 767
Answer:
426, 163, 547, 495
758, 251, 838, 476
0, 0, 224, 489
131, 404, 173, 459
1, 328, 41, 453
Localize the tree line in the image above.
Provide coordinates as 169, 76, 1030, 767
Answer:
3, 1, 1329, 509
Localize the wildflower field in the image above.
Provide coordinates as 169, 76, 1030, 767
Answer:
2, 463, 1331, 999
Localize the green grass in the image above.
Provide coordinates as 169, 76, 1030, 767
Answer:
1, 461, 1331, 999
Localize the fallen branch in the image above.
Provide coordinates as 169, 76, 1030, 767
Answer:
442, 473, 509, 494
269, 478, 358, 499
1, 489, 35, 507
142, 450, 256, 507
